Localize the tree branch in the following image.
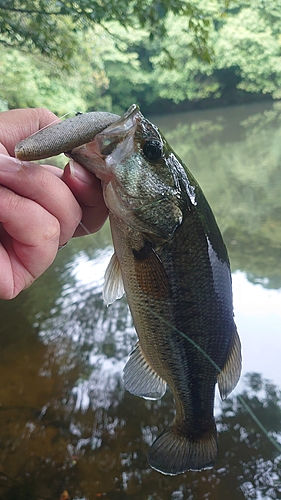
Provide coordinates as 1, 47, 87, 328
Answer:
0, 3, 66, 15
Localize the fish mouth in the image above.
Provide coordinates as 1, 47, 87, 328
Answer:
93, 104, 140, 158
70, 104, 140, 183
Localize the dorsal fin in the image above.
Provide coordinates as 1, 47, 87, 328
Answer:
103, 252, 125, 305
217, 326, 242, 400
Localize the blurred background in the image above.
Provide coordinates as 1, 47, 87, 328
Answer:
0, 1, 281, 499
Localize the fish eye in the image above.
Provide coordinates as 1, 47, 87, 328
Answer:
142, 140, 163, 161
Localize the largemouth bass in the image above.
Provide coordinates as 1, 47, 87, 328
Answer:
15, 105, 242, 475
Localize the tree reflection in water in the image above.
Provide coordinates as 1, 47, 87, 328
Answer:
0, 101, 281, 499
0, 254, 280, 499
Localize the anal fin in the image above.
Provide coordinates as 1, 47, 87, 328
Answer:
217, 326, 242, 400
123, 343, 166, 400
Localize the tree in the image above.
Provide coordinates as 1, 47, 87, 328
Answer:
0, 0, 212, 67
2, 0, 281, 113
0, 27, 111, 115
214, 4, 281, 99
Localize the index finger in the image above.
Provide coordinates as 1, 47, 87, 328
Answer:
0, 108, 59, 156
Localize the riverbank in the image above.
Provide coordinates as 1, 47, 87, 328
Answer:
141, 89, 274, 116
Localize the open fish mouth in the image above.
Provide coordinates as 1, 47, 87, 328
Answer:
70, 105, 140, 182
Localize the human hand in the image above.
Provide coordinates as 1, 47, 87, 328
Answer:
0, 108, 108, 299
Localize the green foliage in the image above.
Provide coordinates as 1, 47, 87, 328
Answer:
0, 2, 78, 69
0, 0, 211, 66
214, 5, 281, 98
0, 98, 8, 112
0, 29, 110, 115
1, 0, 281, 113
151, 14, 219, 103
148, 0, 281, 105
97, 24, 158, 113
93, 0, 281, 112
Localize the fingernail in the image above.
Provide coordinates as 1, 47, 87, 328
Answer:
69, 159, 93, 184
0, 153, 22, 172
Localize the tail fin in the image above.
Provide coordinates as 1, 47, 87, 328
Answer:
147, 426, 218, 475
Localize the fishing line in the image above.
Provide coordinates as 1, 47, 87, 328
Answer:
145, 305, 281, 454
23, 112, 73, 138
78, 220, 92, 236
236, 395, 281, 453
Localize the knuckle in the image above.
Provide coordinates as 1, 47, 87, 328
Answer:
4, 191, 23, 214
43, 215, 60, 244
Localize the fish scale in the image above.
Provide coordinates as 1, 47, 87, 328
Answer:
15, 103, 242, 475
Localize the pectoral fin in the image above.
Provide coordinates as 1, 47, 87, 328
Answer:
123, 343, 167, 400
103, 252, 125, 305
217, 326, 242, 400
133, 242, 170, 300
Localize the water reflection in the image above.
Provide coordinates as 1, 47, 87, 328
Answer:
232, 272, 281, 387
0, 102, 281, 499
1, 246, 280, 499
153, 101, 281, 289
38, 246, 135, 412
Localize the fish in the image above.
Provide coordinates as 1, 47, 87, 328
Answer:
15, 104, 242, 475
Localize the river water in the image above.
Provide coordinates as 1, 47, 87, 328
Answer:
0, 102, 280, 499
